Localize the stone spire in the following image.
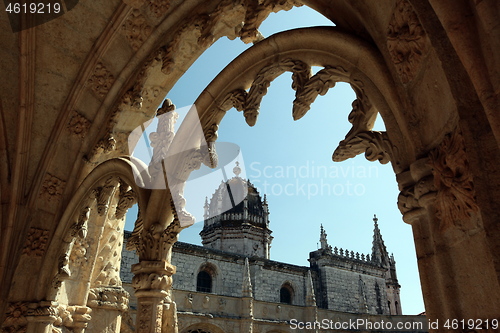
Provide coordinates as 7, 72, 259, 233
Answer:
305, 271, 316, 306
203, 197, 209, 220
319, 224, 331, 252
242, 257, 253, 297
371, 214, 389, 266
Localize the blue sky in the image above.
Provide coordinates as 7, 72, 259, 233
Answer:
125, 5, 425, 315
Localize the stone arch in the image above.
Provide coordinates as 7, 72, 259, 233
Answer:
279, 282, 295, 305
196, 262, 219, 294
154, 26, 407, 224
180, 322, 226, 333
31, 157, 149, 331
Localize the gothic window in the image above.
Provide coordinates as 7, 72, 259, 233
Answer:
196, 270, 212, 293
395, 301, 399, 315
188, 329, 211, 333
280, 283, 293, 304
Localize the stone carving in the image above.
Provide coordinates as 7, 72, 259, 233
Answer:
56, 305, 92, 332
196, 0, 234, 48
22, 227, 49, 256
67, 111, 91, 138
185, 293, 193, 309
217, 59, 310, 126
126, 213, 143, 251
87, 62, 115, 98
39, 173, 66, 202
86, 134, 117, 163
149, 99, 178, 179
96, 176, 120, 216
202, 296, 210, 309
2, 302, 28, 333
87, 287, 129, 311
69, 237, 88, 268
91, 219, 123, 286
386, 0, 428, 83
137, 303, 153, 333
115, 188, 137, 219
137, 220, 181, 260
333, 131, 395, 164
429, 131, 479, 230
65, 206, 91, 243
122, 9, 153, 51
147, 0, 170, 18
293, 65, 348, 121
239, 0, 302, 44
244, 58, 311, 126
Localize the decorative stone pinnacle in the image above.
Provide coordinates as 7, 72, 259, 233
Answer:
233, 161, 241, 177
373, 214, 378, 224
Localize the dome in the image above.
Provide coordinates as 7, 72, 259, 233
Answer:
206, 177, 266, 218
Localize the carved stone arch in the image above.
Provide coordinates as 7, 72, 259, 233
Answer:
147, 27, 409, 222
180, 322, 226, 333
29, 158, 149, 330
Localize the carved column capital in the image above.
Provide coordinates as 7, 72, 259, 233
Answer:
132, 260, 175, 294
396, 158, 436, 224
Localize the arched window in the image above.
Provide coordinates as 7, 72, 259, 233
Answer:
196, 270, 212, 293
395, 301, 399, 315
280, 283, 293, 304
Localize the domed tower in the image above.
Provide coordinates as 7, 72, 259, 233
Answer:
200, 163, 273, 259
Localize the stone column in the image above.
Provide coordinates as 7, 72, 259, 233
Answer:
397, 132, 500, 328
132, 260, 176, 333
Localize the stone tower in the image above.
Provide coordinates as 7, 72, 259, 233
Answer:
200, 163, 273, 258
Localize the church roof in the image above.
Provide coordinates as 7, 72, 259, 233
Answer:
204, 162, 268, 226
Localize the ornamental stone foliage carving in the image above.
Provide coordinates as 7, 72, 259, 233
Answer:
86, 134, 117, 164
116, 187, 137, 219
39, 173, 66, 202
67, 111, 91, 138
96, 176, 120, 216
239, 0, 302, 44
2, 302, 28, 333
87, 62, 115, 98
215, 58, 311, 126
333, 131, 395, 164
292, 65, 347, 121
428, 131, 479, 231
22, 227, 49, 256
137, 220, 181, 261
386, 0, 428, 83
122, 9, 153, 51
87, 287, 129, 311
